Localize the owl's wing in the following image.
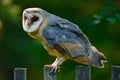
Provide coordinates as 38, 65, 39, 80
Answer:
56, 17, 91, 48
43, 17, 91, 57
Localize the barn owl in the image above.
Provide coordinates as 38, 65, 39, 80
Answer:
22, 8, 107, 73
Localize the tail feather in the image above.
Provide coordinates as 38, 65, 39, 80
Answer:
89, 46, 107, 67
98, 52, 107, 62
91, 46, 107, 61
73, 46, 107, 68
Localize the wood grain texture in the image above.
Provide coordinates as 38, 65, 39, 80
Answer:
14, 68, 27, 80
76, 66, 91, 80
44, 65, 57, 80
112, 66, 120, 80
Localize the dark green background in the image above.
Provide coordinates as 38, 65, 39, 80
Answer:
0, 0, 120, 80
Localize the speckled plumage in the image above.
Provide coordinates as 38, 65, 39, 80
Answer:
22, 8, 107, 73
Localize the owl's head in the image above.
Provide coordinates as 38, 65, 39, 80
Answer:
22, 8, 45, 33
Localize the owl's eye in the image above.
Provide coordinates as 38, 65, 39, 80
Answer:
24, 16, 27, 20
31, 16, 39, 23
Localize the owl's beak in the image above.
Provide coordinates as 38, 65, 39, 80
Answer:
27, 22, 32, 27
27, 20, 32, 27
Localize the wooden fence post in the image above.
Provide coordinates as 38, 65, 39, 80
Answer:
44, 65, 57, 80
14, 68, 27, 80
112, 66, 120, 80
76, 66, 91, 80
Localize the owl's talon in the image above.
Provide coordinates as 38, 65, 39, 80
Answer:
45, 65, 58, 74
50, 65, 59, 74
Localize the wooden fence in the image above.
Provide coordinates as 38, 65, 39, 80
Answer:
14, 65, 120, 80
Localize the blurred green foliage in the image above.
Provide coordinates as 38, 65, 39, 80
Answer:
0, 0, 120, 80
91, 0, 120, 25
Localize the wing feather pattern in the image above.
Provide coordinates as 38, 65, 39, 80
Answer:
43, 15, 91, 57
55, 42, 87, 57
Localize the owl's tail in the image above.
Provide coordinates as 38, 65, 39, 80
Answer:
89, 46, 107, 68
73, 46, 107, 68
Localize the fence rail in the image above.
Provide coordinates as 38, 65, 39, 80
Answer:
14, 65, 120, 80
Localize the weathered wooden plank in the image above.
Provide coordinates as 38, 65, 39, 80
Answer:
44, 65, 57, 80
14, 68, 27, 80
76, 66, 91, 80
112, 66, 120, 80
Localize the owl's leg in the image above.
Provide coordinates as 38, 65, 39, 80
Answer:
50, 57, 65, 73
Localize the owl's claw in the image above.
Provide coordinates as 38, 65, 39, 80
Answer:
50, 65, 60, 74
46, 57, 64, 74
45, 65, 60, 74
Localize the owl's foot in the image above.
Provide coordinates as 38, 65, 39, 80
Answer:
45, 64, 60, 74
50, 57, 65, 73
49, 65, 60, 74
